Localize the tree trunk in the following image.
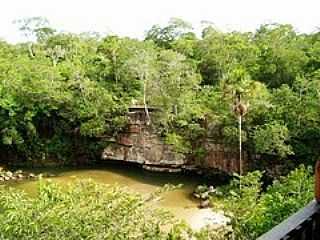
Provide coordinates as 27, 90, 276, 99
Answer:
113, 53, 118, 86
28, 43, 35, 58
143, 75, 150, 125
239, 115, 242, 176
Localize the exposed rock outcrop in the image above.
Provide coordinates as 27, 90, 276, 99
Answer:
102, 108, 186, 172
0, 169, 49, 182
102, 106, 248, 174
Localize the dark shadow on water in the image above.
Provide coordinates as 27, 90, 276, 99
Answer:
8, 160, 229, 210
17, 161, 210, 188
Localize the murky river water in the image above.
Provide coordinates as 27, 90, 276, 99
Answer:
8, 163, 217, 229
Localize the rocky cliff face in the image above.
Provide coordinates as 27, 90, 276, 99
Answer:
102, 107, 186, 172
102, 107, 247, 174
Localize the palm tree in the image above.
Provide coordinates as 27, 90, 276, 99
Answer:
233, 91, 248, 177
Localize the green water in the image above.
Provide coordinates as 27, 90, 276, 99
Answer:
9, 163, 208, 226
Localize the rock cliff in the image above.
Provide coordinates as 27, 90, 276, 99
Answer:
102, 106, 247, 173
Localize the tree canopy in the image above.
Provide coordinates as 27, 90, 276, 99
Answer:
0, 18, 319, 170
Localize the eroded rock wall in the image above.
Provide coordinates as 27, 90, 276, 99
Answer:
102, 109, 186, 172
102, 108, 248, 174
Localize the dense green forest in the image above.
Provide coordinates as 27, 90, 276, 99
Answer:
0, 17, 319, 239
1, 17, 319, 171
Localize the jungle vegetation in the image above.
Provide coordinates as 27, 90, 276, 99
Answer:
1, 17, 319, 171
0, 17, 319, 239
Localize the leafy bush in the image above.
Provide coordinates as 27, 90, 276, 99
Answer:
253, 121, 294, 158
165, 132, 191, 154
254, 166, 314, 234
216, 171, 263, 239
216, 165, 314, 239
0, 180, 228, 240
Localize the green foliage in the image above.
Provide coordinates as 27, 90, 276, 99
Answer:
0, 180, 227, 240
145, 18, 193, 49
217, 166, 314, 239
165, 133, 191, 154
0, 29, 129, 164
197, 29, 259, 85
216, 171, 263, 239
253, 121, 293, 158
14, 17, 56, 42
255, 166, 314, 234
0, 17, 319, 240
253, 24, 309, 88
0, 17, 319, 168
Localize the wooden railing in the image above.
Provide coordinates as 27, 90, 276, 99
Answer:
257, 200, 320, 240
258, 160, 320, 240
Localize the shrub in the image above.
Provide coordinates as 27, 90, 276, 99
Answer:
217, 165, 314, 239
0, 180, 227, 240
